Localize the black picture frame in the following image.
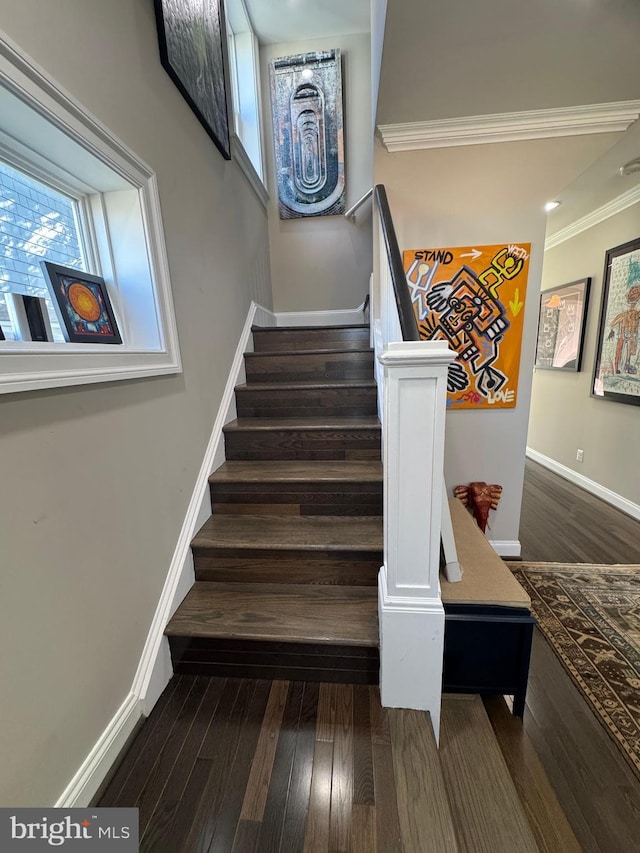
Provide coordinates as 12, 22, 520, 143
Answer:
154, 0, 231, 161
534, 278, 591, 371
40, 262, 122, 345
592, 236, 640, 405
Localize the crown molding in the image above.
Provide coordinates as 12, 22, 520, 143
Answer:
545, 184, 640, 250
377, 100, 640, 152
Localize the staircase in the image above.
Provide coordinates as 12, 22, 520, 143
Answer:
165, 324, 384, 683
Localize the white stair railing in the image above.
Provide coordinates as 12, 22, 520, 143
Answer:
372, 186, 454, 739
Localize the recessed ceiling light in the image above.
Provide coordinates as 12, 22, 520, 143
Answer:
620, 157, 640, 176
544, 201, 561, 212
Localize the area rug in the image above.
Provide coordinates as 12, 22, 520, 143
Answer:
508, 562, 640, 780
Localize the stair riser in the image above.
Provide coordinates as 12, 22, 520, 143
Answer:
245, 351, 374, 383
168, 636, 380, 683
236, 386, 377, 418
224, 427, 381, 461
252, 326, 370, 352
192, 549, 381, 585
210, 481, 382, 516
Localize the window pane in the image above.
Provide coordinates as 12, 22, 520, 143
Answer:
0, 160, 86, 342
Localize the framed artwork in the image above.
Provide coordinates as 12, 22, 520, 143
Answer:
534, 278, 591, 371
270, 49, 345, 219
403, 243, 531, 408
40, 262, 122, 344
592, 237, 640, 405
154, 0, 231, 160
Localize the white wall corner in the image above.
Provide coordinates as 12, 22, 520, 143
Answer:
377, 100, 640, 152
526, 447, 640, 522
56, 299, 267, 806
378, 567, 445, 740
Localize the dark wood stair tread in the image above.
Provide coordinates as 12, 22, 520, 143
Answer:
192, 514, 383, 551
252, 324, 369, 332
165, 581, 379, 646
244, 347, 373, 357
209, 459, 382, 483
235, 380, 377, 391
224, 416, 381, 431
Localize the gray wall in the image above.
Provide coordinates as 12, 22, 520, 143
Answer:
261, 33, 373, 313
0, 0, 271, 806
528, 203, 640, 505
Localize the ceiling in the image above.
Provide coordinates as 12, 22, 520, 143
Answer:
243, 0, 370, 45
245, 0, 640, 235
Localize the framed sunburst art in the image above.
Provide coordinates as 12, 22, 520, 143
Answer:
40, 262, 122, 344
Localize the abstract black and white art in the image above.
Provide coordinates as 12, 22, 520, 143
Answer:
155, 0, 231, 160
270, 49, 345, 219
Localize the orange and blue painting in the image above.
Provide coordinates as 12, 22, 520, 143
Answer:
403, 243, 531, 409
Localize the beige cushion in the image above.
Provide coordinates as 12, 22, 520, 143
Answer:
441, 498, 530, 609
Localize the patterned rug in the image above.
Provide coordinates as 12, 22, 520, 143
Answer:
508, 562, 640, 780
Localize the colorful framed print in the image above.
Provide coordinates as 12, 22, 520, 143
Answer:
403, 243, 531, 409
592, 237, 640, 405
40, 262, 122, 344
535, 278, 591, 371
154, 0, 231, 160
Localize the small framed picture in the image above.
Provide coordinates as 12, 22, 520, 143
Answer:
592, 237, 640, 404
40, 262, 122, 344
534, 278, 590, 371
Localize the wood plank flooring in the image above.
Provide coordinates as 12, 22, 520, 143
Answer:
98, 678, 452, 853
520, 458, 640, 563
439, 695, 538, 853
517, 458, 640, 851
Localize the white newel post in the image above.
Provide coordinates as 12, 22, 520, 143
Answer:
378, 339, 455, 740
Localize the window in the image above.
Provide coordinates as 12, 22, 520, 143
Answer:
0, 33, 181, 394
226, 0, 266, 193
0, 159, 87, 342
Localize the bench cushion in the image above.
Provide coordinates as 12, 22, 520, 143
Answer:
441, 498, 530, 609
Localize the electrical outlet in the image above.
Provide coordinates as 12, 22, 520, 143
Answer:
576, 449, 584, 463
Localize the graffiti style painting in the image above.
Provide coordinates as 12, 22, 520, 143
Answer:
270, 50, 345, 219
592, 237, 640, 405
403, 243, 531, 409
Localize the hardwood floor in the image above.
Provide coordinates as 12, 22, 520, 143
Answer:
100, 458, 640, 851
517, 458, 640, 851
520, 458, 640, 563
98, 679, 458, 852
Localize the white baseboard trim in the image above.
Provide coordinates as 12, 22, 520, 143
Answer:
275, 303, 367, 327
57, 300, 270, 807
526, 447, 640, 522
55, 693, 142, 807
489, 540, 522, 558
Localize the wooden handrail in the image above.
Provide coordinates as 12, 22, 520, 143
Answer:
374, 185, 420, 342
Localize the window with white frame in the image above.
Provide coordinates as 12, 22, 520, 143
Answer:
0, 159, 87, 342
226, 0, 265, 183
0, 33, 181, 394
